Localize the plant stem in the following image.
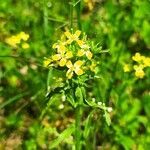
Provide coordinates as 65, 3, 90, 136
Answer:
76, 0, 81, 29
70, 0, 74, 29
70, 0, 83, 149
43, 0, 48, 36
75, 104, 82, 150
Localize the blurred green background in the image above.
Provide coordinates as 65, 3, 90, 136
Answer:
0, 0, 150, 149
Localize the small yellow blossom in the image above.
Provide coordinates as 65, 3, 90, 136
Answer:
90, 61, 97, 72
22, 43, 29, 49
52, 43, 66, 53
52, 50, 73, 67
5, 32, 29, 48
133, 65, 145, 78
5, 35, 21, 47
76, 40, 84, 47
135, 68, 145, 78
66, 60, 84, 79
132, 53, 142, 62
19, 32, 29, 41
64, 30, 81, 44
77, 49, 93, 60
76, 40, 90, 49
123, 64, 131, 72
52, 54, 61, 61
142, 57, 150, 67
133, 64, 144, 70
43, 59, 52, 67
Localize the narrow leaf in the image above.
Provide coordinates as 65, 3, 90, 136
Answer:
49, 124, 75, 149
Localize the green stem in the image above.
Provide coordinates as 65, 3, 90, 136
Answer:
75, 104, 82, 150
76, 0, 81, 29
43, 0, 48, 36
70, 0, 74, 29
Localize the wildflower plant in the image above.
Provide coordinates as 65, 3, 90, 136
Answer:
43, 29, 112, 149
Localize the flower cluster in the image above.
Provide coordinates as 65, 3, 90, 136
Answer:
123, 52, 150, 78
44, 30, 98, 79
5, 32, 30, 49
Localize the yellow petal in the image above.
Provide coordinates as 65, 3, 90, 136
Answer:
90, 62, 97, 72
66, 69, 73, 79
43, 59, 51, 67
132, 53, 142, 62
66, 60, 73, 68
19, 32, 29, 41
57, 44, 66, 54
13, 35, 21, 44
59, 58, 67, 67
64, 31, 72, 39
77, 40, 84, 47
143, 57, 150, 67
74, 60, 84, 68
52, 54, 61, 61
5, 38, 17, 47
77, 49, 85, 57
135, 69, 145, 78
66, 39, 72, 44
75, 30, 81, 37
52, 43, 58, 49
75, 68, 84, 75
86, 51, 93, 60
133, 64, 144, 70
123, 64, 130, 72
65, 51, 73, 58
22, 43, 30, 49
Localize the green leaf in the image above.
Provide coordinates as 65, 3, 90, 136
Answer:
75, 86, 83, 105
40, 94, 60, 119
49, 124, 75, 149
83, 110, 95, 139
0, 92, 29, 109
66, 94, 77, 108
46, 68, 65, 95
85, 99, 97, 107
104, 110, 111, 126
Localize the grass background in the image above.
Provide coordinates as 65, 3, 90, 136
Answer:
0, 0, 150, 149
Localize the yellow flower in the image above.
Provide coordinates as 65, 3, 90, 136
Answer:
64, 30, 81, 44
76, 40, 84, 47
52, 43, 66, 53
133, 64, 144, 70
52, 50, 73, 67
135, 68, 145, 78
5, 35, 21, 47
132, 53, 142, 62
66, 60, 84, 79
90, 61, 97, 72
123, 64, 131, 72
76, 40, 90, 49
142, 57, 150, 67
5, 32, 29, 48
22, 43, 29, 49
77, 49, 93, 60
43, 59, 52, 67
19, 32, 29, 41
133, 65, 145, 78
